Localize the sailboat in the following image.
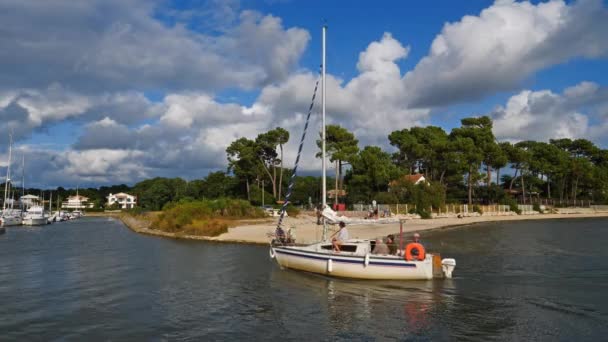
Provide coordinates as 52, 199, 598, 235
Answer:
1, 133, 22, 228
269, 26, 456, 280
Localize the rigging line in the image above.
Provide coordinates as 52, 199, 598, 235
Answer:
275, 66, 322, 241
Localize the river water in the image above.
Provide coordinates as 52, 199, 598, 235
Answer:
1, 217, 607, 340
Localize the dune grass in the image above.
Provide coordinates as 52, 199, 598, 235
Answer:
151, 199, 266, 237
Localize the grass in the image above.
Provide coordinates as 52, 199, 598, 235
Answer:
150, 198, 266, 237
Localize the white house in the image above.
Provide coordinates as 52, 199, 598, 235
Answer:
20, 194, 40, 207
62, 195, 94, 209
107, 192, 137, 209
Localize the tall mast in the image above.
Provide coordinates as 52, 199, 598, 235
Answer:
21, 155, 25, 212
321, 25, 328, 241
3, 133, 12, 212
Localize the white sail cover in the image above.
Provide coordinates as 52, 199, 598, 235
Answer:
321, 207, 401, 225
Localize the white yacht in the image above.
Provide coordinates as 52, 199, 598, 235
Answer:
22, 205, 47, 226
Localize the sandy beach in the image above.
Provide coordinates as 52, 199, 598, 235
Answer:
108, 209, 608, 245
212, 211, 608, 244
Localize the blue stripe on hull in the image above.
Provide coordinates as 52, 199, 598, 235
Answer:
274, 248, 417, 268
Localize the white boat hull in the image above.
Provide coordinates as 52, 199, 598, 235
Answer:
22, 217, 47, 226
272, 245, 435, 280
1, 216, 22, 227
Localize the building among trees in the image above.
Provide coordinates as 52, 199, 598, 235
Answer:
62, 195, 94, 209
107, 192, 137, 209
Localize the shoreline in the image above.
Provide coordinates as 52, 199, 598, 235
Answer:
106, 211, 608, 245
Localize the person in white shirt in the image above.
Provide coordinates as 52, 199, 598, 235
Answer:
331, 221, 349, 252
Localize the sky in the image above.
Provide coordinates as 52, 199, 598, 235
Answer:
1, 0, 608, 188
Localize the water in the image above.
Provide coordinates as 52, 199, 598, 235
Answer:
1, 217, 607, 340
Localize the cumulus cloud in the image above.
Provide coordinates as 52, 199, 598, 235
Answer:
255, 33, 428, 147
491, 82, 608, 143
0, 0, 309, 93
0, 85, 158, 141
73, 118, 135, 150
404, 0, 608, 107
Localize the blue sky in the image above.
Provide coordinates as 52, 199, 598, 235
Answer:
2, 0, 608, 187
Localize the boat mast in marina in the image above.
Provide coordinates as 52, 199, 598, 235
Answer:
3, 133, 12, 213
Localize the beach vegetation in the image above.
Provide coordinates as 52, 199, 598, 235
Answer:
152, 199, 266, 236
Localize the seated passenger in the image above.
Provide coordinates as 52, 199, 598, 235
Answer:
372, 238, 389, 255
386, 234, 397, 255
331, 221, 348, 252
275, 226, 286, 244
411, 233, 422, 257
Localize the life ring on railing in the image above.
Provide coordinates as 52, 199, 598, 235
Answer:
404, 243, 426, 261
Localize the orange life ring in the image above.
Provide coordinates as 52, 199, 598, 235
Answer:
404, 243, 426, 261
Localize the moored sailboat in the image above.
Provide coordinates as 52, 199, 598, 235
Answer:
1, 133, 22, 228
269, 26, 456, 280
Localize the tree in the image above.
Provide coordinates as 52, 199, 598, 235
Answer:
275, 127, 290, 201
388, 128, 421, 174
255, 130, 280, 198
347, 146, 401, 202
316, 125, 359, 206
203, 172, 237, 198
133, 177, 174, 210
226, 137, 259, 201
389, 126, 450, 181
449, 117, 495, 205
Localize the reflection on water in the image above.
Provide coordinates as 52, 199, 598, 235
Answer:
1, 217, 608, 340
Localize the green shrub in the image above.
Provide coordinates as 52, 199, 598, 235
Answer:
123, 207, 146, 216
417, 209, 432, 219
472, 204, 483, 215
533, 203, 542, 213
151, 199, 265, 236
373, 192, 399, 204
285, 205, 300, 217
501, 197, 521, 215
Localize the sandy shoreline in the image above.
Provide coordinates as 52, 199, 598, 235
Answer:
100, 210, 608, 245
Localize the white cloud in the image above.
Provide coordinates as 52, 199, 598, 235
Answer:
0, 85, 158, 141
255, 33, 429, 148
403, 0, 608, 107
491, 82, 608, 143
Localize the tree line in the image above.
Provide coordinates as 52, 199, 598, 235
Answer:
224, 116, 608, 210
4, 116, 606, 211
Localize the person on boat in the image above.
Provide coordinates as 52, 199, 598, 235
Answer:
316, 203, 323, 225
411, 233, 423, 257
386, 234, 397, 255
372, 238, 389, 255
331, 221, 349, 252
275, 226, 286, 244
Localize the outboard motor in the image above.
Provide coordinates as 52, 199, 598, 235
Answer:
441, 258, 456, 278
